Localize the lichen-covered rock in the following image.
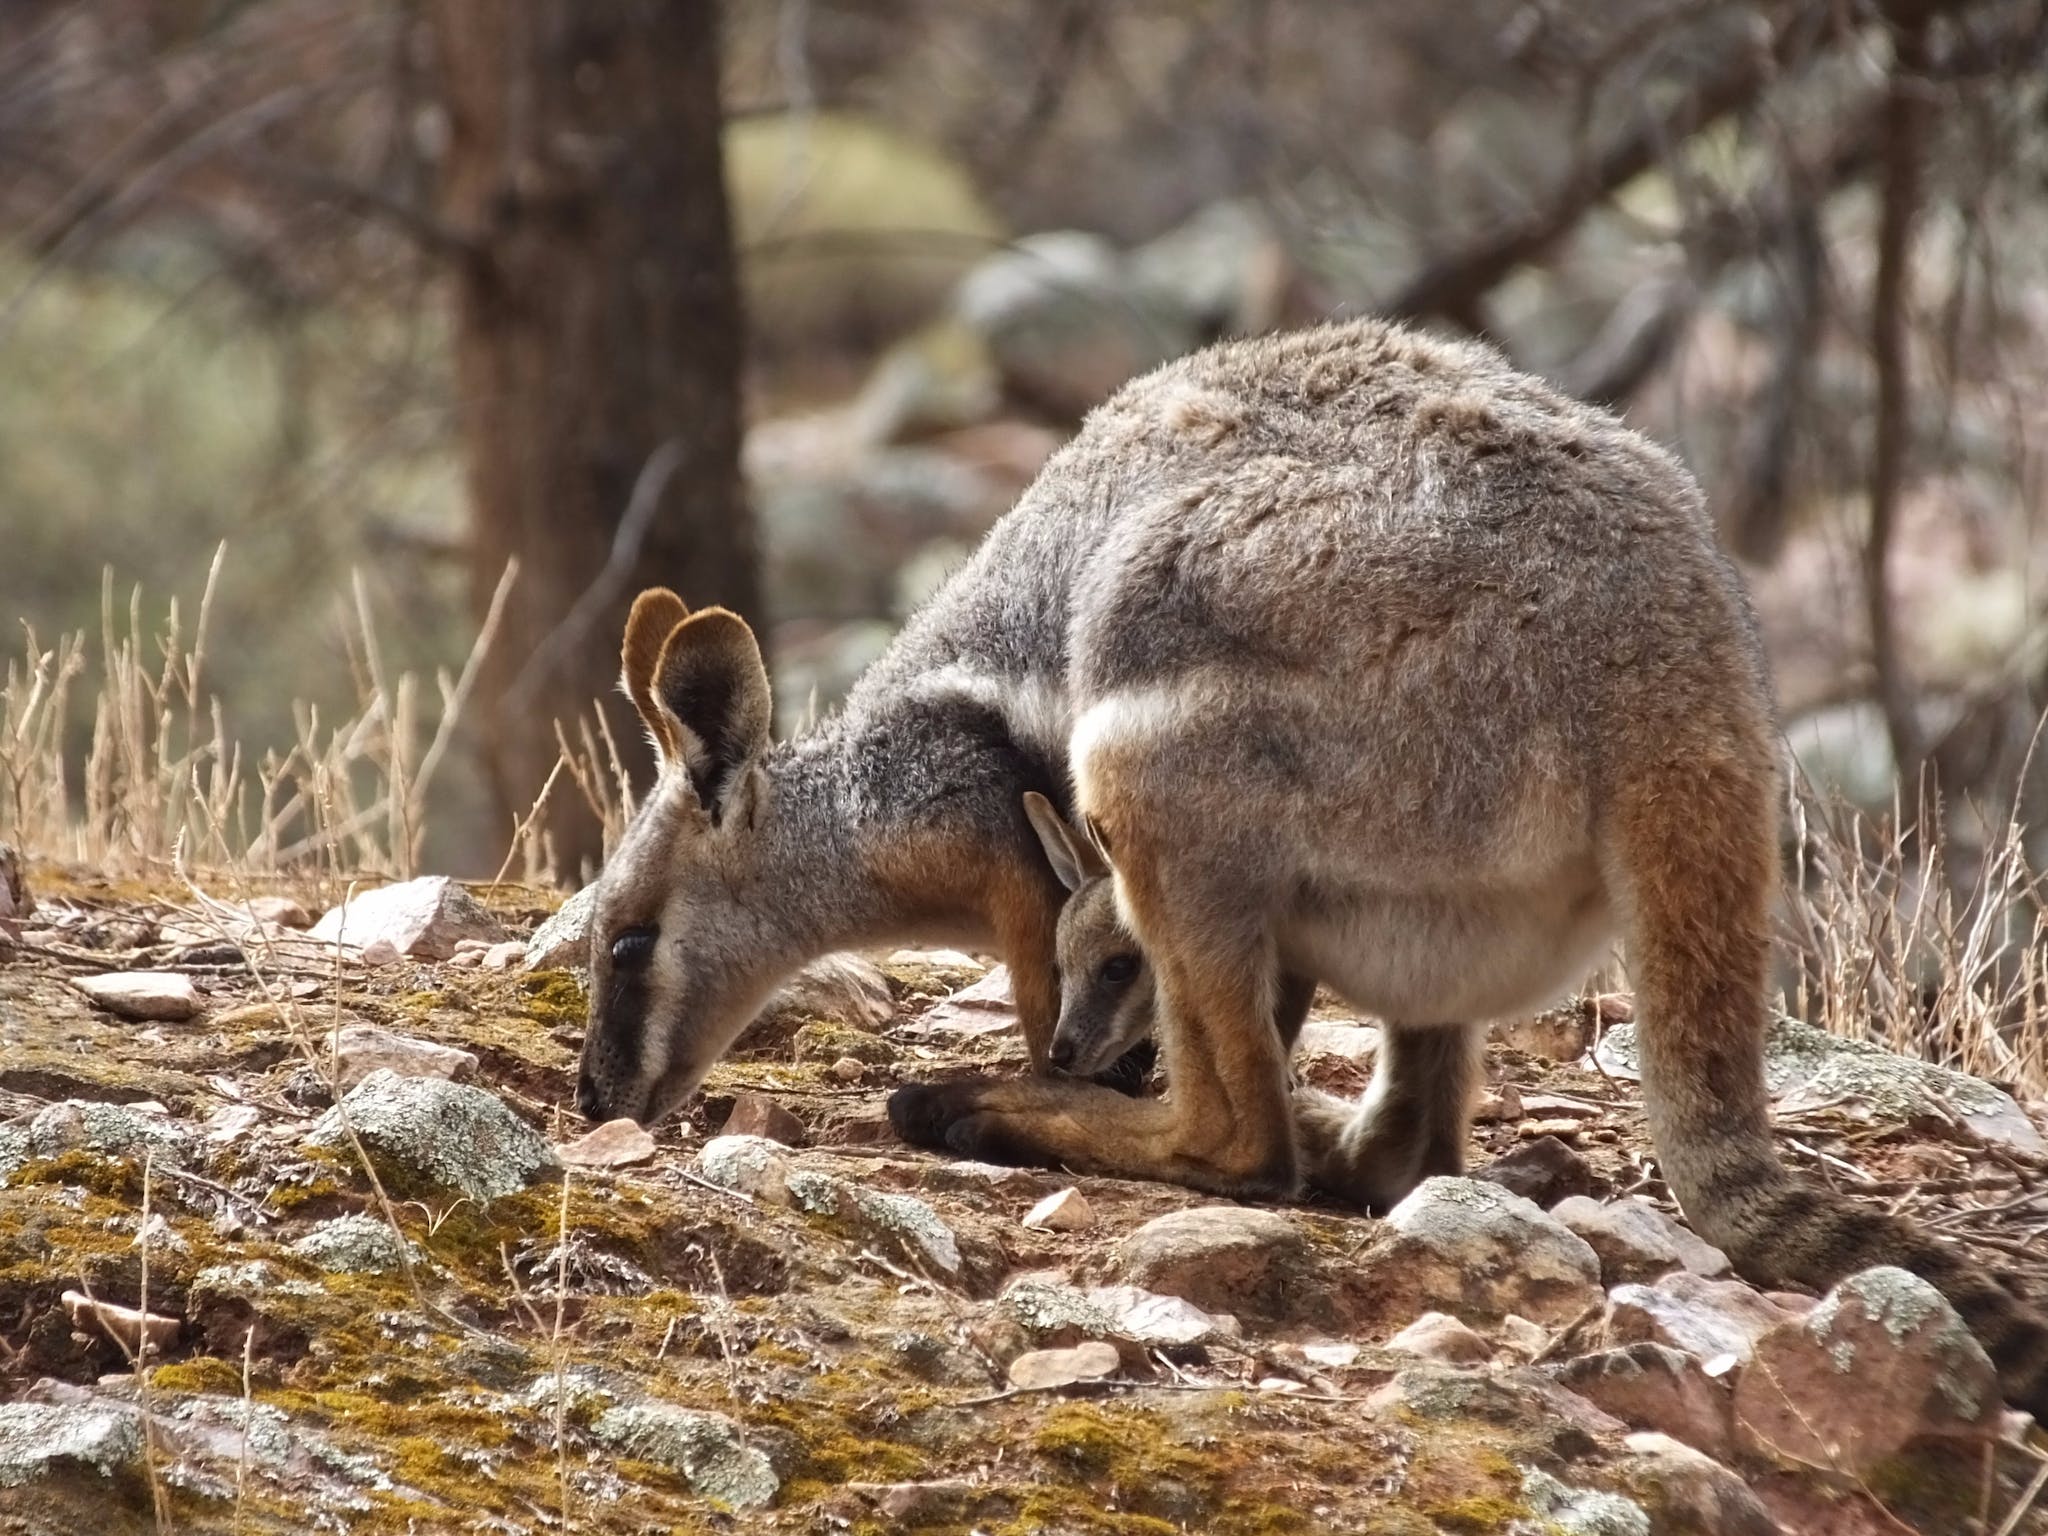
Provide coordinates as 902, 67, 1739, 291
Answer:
332, 1023, 479, 1090
0, 1398, 143, 1488
786, 1170, 961, 1274
525, 884, 597, 970
590, 1403, 778, 1509
694, 1134, 793, 1203
1730, 1266, 1997, 1473
1116, 1206, 1316, 1325
1521, 1466, 1651, 1536
1550, 1342, 1732, 1459
310, 875, 506, 960
1621, 1433, 1783, 1536
1550, 1196, 1730, 1284
1600, 1273, 1801, 1368
290, 1213, 420, 1273
72, 970, 203, 1021
10, 1098, 198, 1175
1367, 1176, 1602, 1325
1597, 1016, 2045, 1152
307, 1069, 557, 1201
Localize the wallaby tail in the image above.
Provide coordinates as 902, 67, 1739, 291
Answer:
1610, 739, 2048, 1416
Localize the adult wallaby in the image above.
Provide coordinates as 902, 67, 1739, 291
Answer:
576, 318, 2048, 1413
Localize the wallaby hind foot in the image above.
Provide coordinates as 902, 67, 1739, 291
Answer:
1295, 1022, 1482, 1212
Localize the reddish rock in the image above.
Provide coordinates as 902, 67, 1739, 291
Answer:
1731, 1266, 1997, 1474
1551, 1342, 1732, 1459
1477, 1135, 1594, 1206
1601, 1272, 1801, 1368
1116, 1206, 1316, 1325
1366, 1176, 1602, 1325
1551, 1195, 1730, 1284
722, 1093, 809, 1147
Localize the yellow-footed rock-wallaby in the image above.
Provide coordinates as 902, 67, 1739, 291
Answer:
574, 317, 2048, 1414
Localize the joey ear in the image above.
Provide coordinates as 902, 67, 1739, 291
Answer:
622, 588, 691, 758
1023, 790, 1107, 893
651, 607, 772, 818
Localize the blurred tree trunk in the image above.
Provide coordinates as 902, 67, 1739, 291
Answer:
430, 0, 757, 880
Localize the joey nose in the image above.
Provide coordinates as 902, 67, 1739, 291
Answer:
1047, 1037, 1076, 1072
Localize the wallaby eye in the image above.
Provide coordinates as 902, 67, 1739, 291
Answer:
1099, 954, 1139, 985
610, 927, 657, 968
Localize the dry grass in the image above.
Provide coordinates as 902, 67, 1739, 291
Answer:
1, 549, 516, 892
1780, 762, 2048, 1101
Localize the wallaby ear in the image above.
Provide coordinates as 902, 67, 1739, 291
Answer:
1023, 790, 1107, 893
621, 588, 691, 760
652, 607, 772, 818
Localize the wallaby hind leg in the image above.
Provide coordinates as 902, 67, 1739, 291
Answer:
1296, 1023, 1482, 1213
1611, 743, 2048, 1415
892, 818, 1299, 1198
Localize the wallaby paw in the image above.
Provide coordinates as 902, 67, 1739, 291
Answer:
1089, 1039, 1158, 1097
886, 1079, 991, 1150
887, 1078, 1064, 1169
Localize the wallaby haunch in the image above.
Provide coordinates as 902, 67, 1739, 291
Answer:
576, 318, 2048, 1413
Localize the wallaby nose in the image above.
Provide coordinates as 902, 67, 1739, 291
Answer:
1047, 1038, 1076, 1073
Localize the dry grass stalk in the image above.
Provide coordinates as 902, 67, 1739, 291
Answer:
2, 550, 513, 889
1780, 764, 2048, 1100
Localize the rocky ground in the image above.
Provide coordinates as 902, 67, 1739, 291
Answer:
0, 865, 2045, 1535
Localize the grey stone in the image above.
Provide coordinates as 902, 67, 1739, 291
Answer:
1551, 1196, 1730, 1285
525, 885, 597, 971
694, 1135, 793, 1204
307, 1069, 557, 1202
955, 231, 1195, 418
1520, 1467, 1651, 1536
1596, 1015, 2044, 1152
19, 1099, 197, 1171
786, 1171, 961, 1274
309, 876, 506, 960
1117, 1206, 1315, 1324
73, 971, 203, 1021
1370, 1176, 1602, 1325
332, 1024, 479, 1091
1622, 1433, 1783, 1536
290, 1213, 419, 1274
0, 1399, 143, 1488
590, 1403, 778, 1509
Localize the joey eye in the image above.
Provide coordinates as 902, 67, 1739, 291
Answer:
610, 927, 657, 968
1099, 954, 1140, 986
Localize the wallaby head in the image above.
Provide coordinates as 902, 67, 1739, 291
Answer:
576, 588, 793, 1127
1021, 790, 1154, 1076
